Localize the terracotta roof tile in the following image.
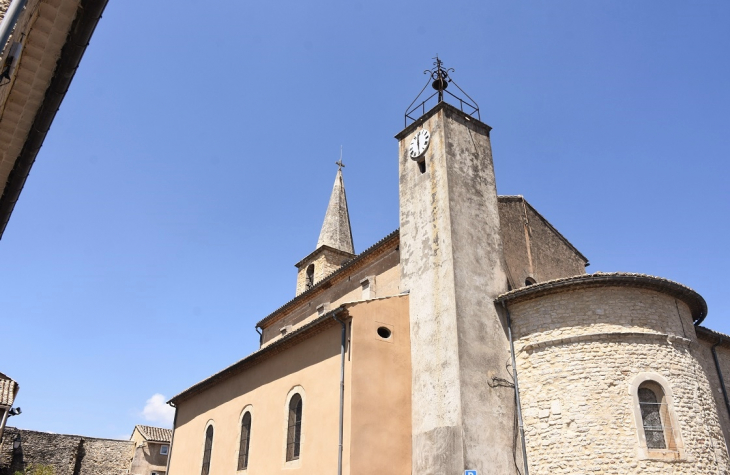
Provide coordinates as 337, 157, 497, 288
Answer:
0, 372, 18, 407
135, 425, 172, 443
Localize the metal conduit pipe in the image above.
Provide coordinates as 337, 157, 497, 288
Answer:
502, 300, 530, 475
0, 0, 28, 53
332, 308, 347, 475
711, 338, 730, 423
165, 403, 177, 474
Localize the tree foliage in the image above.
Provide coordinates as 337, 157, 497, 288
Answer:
14, 464, 56, 475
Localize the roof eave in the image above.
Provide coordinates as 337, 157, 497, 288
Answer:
0, 0, 110, 239
171, 306, 351, 405
496, 272, 707, 325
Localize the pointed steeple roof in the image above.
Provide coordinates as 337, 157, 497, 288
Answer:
316, 167, 355, 254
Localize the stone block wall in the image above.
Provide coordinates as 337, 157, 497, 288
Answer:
510, 286, 697, 347
78, 437, 135, 475
0, 1, 10, 21
295, 247, 353, 296
509, 286, 729, 474
0, 427, 133, 475
497, 196, 587, 288
695, 330, 730, 451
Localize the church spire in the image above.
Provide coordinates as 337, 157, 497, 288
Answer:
316, 157, 354, 254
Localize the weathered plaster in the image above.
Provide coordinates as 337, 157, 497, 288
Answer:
398, 102, 516, 474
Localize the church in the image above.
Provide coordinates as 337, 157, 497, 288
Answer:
165, 62, 730, 475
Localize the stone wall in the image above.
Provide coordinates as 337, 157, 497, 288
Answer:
695, 328, 730, 451
0, 427, 134, 475
0, 1, 10, 22
78, 437, 135, 475
498, 196, 587, 288
509, 286, 729, 474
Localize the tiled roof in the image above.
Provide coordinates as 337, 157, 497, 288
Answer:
696, 326, 730, 345
0, 372, 18, 407
496, 272, 707, 324
171, 305, 347, 405
171, 294, 408, 405
135, 425, 172, 443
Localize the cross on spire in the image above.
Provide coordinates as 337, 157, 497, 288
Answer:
336, 145, 345, 170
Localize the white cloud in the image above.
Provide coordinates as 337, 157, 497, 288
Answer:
141, 393, 175, 427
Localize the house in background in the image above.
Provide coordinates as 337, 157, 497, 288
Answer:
0, 373, 18, 443
130, 425, 171, 475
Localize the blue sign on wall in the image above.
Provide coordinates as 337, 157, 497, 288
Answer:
465, 471, 477, 475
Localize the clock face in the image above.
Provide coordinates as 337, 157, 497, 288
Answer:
409, 129, 430, 160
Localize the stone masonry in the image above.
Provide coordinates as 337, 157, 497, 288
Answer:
0, 427, 134, 475
502, 280, 729, 474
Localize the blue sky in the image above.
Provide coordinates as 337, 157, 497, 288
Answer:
1, 1, 728, 439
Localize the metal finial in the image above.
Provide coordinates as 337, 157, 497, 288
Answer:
336, 146, 345, 170
404, 56, 480, 127
427, 55, 454, 102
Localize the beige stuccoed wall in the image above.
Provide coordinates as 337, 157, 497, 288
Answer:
349, 295, 411, 474
168, 295, 410, 475
169, 324, 344, 475
509, 286, 729, 474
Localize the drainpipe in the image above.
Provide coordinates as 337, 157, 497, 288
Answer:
0, 406, 9, 443
255, 326, 263, 347
332, 308, 347, 475
165, 403, 177, 475
502, 301, 530, 475
711, 338, 730, 422
0, 0, 28, 54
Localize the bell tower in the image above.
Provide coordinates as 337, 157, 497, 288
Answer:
397, 59, 517, 474
294, 158, 355, 295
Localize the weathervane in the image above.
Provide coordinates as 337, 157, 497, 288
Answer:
336, 146, 345, 170
404, 56, 480, 126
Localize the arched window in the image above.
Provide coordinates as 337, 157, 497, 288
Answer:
525, 277, 536, 286
201, 425, 214, 475
638, 381, 675, 450
630, 373, 683, 460
306, 264, 315, 289
237, 412, 252, 470
286, 394, 303, 461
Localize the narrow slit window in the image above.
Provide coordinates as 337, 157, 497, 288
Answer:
238, 412, 252, 470
418, 159, 426, 174
201, 425, 214, 475
306, 264, 315, 289
286, 394, 303, 461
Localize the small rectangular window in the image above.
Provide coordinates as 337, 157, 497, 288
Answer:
160, 445, 169, 455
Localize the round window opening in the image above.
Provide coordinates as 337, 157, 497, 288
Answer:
377, 326, 392, 339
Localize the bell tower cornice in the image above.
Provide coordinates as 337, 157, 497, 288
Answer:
395, 100, 492, 141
